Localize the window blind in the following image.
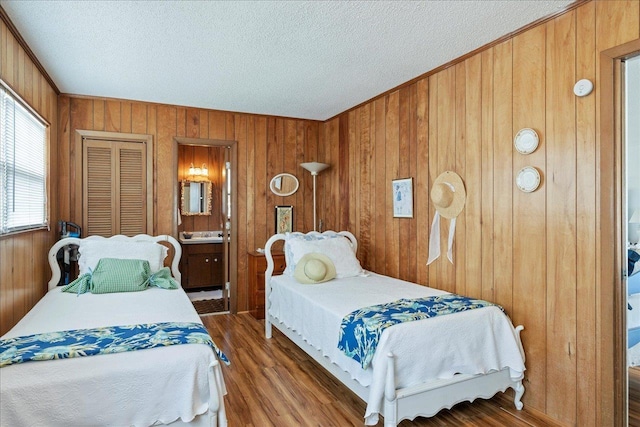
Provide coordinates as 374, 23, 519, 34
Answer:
0, 85, 47, 234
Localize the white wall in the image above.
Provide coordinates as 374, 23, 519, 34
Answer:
626, 56, 640, 244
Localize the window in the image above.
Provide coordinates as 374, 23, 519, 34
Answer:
0, 84, 47, 235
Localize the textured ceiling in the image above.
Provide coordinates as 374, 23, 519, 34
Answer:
2, 1, 573, 121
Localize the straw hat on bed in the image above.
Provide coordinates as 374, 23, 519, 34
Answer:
294, 253, 336, 284
431, 171, 466, 219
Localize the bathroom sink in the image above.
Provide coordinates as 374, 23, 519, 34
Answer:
179, 231, 225, 244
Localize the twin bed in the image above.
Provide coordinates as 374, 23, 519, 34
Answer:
265, 230, 527, 426
0, 234, 228, 427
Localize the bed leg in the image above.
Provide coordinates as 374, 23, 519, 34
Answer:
265, 318, 272, 339
512, 325, 525, 410
383, 353, 398, 427
513, 380, 525, 410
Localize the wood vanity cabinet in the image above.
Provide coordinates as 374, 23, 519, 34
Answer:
181, 243, 224, 290
248, 250, 285, 319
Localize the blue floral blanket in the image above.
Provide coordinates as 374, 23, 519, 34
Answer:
338, 294, 502, 369
0, 322, 229, 368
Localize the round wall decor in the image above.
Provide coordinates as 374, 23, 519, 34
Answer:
516, 166, 541, 193
573, 79, 594, 97
514, 128, 539, 155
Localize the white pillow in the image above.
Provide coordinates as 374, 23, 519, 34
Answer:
284, 234, 363, 279
78, 239, 168, 275
283, 233, 330, 275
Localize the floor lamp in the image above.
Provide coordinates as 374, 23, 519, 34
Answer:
301, 162, 330, 231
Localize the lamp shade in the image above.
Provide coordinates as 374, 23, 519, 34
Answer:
300, 161, 330, 231
301, 162, 330, 175
631, 209, 640, 224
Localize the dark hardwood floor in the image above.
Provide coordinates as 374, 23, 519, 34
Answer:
630, 366, 640, 426
203, 313, 563, 426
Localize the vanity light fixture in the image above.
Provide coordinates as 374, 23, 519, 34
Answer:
188, 163, 209, 179
300, 162, 330, 231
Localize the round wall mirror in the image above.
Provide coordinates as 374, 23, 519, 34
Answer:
270, 173, 299, 197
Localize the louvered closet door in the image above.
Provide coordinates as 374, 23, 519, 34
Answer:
119, 146, 145, 235
83, 139, 147, 237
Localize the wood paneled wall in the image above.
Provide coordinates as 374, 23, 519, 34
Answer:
57, 96, 322, 313
3, 1, 640, 425
0, 17, 58, 336
321, 1, 640, 425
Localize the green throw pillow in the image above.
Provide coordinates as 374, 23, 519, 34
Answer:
63, 258, 149, 294
62, 273, 91, 294
90, 258, 150, 294
62, 258, 178, 295
146, 267, 179, 290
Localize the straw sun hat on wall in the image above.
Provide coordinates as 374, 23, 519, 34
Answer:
431, 171, 466, 219
427, 171, 466, 265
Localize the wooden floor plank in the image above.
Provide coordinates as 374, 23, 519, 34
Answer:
203, 313, 563, 426
629, 366, 640, 427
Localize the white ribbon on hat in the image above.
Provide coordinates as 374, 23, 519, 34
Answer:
427, 182, 457, 265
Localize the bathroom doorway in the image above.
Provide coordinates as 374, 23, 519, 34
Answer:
626, 54, 640, 426
174, 137, 238, 314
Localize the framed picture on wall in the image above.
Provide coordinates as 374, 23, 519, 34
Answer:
392, 178, 413, 218
275, 205, 293, 234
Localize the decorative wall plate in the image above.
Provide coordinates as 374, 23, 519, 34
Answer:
514, 128, 539, 154
516, 166, 541, 193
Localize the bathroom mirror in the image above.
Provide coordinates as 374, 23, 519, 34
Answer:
269, 173, 299, 197
181, 180, 212, 215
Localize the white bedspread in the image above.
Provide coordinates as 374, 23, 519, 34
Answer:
268, 272, 525, 425
0, 286, 226, 427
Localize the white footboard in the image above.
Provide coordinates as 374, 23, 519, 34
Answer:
382, 325, 525, 425
269, 314, 525, 426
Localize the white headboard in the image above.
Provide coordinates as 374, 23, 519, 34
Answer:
47, 234, 182, 290
263, 230, 358, 276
